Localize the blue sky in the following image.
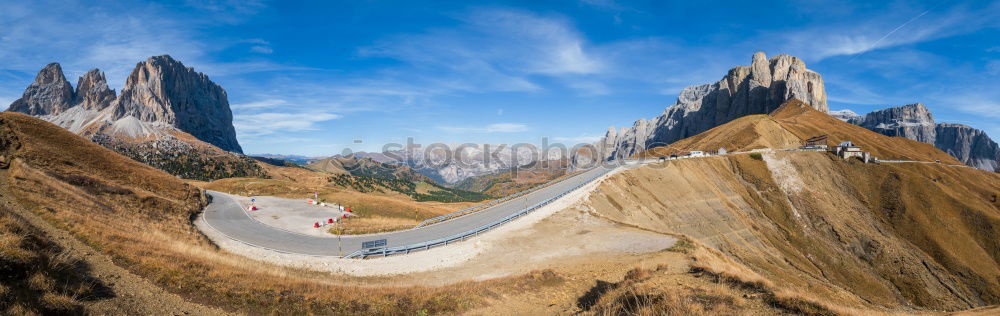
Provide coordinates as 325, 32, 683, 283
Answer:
1, 0, 998, 156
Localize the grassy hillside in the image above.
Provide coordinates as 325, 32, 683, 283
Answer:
588, 102, 1000, 312
0, 207, 112, 314
642, 99, 962, 164
0, 112, 563, 314
90, 129, 268, 181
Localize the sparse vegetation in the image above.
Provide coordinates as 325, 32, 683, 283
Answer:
327, 174, 490, 203
93, 133, 268, 181
0, 113, 565, 314
0, 208, 112, 314
665, 237, 695, 254
580, 264, 751, 315
748, 152, 763, 160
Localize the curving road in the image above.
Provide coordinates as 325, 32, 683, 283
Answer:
200, 165, 615, 257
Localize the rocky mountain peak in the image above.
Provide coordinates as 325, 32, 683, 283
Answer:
851, 103, 934, 126
847, 103, 1000, 172
595, 52, 828, 160
74, 69, 116, 111
848, 103, 936, 144
113, 55, 243, 153
7, 63, 75, 116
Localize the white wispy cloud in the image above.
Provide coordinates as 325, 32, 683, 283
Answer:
241, 38, 274, 54
233, 112, 341, 138
250, 45, 273, 54
0, 0, 305, 91
231, 99, 287, 110
436, 123, 529, 133
358, 8, 604, 95
773, 2, 1000, 61
553, 135, 602, 143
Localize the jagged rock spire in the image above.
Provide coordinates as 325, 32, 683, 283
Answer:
74, 69, 116, 111
7, 63, 76, 115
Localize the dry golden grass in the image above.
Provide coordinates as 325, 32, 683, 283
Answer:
329, 215, 420, 235
579, 258, 759, 316
640, 99, 962, 165
0, 206, 111, 315
688, 246, 888, 316
640, 113, 802, 158
592, 145, 1000, 313
0, 112, 565, 314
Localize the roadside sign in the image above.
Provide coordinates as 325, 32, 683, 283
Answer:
362, 239, 387, 249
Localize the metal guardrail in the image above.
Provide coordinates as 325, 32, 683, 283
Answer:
413, 168, 586, 228
345, 167, 614, 258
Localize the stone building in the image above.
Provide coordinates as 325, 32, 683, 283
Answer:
832, 141, 875, 163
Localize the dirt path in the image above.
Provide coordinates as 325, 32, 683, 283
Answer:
0, 172, 229, 315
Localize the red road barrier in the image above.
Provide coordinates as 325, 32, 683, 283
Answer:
313, 222, 320, 228
328, 218, 333, 224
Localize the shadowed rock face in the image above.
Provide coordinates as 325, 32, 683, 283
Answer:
848, 103, 1000, 171
7, 63, 76, 116
596, 52, 828, 160
934, 124, 1000, 171
848, 103, 937, 144
113, 55, 242, 153
74, 69, 116, 111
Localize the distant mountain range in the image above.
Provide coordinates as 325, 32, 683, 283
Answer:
10, 52, 995, 184
589, 52, 999, 172
5, 56, 264, 180
837, 103, 1000, 172
595, 52, 828, 161
328, 146, 563, 184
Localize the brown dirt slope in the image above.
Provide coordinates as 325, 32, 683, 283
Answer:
640, 114, 802, 157
771, 99, 960, 163
589, 150, 1000, 312
643, 99, 962, 164
0, 112, 565, 314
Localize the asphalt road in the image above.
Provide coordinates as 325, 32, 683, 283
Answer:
200, 165, 614, 257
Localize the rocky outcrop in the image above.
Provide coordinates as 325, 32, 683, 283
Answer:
828, 109, 860, 121
848, 103, 937, 144
7, 56, 243, 154
113, 55, 242, 153
73, 69, 116, 111
596, 52, 827, 159
847, 103, 1000, 171
7, 63, 76, 116
6, 56, 254, 180
934, 124, 1000, 171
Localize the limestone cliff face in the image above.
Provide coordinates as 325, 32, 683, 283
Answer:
848, 103, 937, 144
7, 57, 243, 154
597, 52, 827, 159
5, 57, 258, 180
934, 124, 1000, 171
113, 55, 242, 153
73, 69, 116, 111
848, 103, 1000, 171
7, 63, 76, 116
